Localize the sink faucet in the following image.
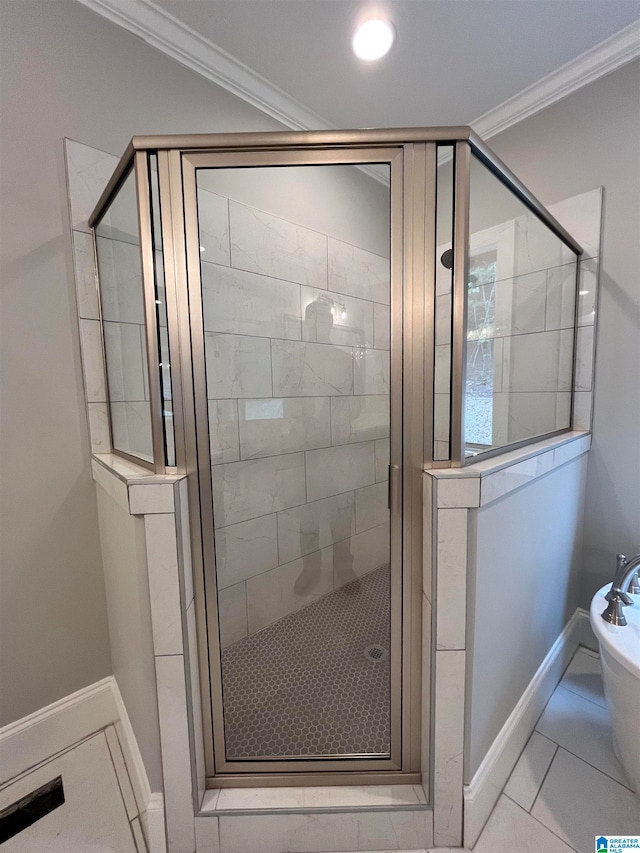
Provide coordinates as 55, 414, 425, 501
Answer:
601, 553, 640, 626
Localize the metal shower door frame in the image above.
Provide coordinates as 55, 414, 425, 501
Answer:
166, 141, 431, 786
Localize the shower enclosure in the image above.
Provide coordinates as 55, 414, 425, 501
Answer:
89, 128, 581, 787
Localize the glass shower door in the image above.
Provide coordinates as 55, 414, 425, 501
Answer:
183, 150, 404, 774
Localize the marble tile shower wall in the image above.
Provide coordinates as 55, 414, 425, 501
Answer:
433, 189, 601, 456
196, 189, 392, 646
97, 235, 154, 460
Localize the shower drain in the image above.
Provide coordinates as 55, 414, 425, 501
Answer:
364, 645, 388, 662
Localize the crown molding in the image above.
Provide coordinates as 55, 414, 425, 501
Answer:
75, 0, 333, 132
77, 0, 639, 142
472, 19, 640, 139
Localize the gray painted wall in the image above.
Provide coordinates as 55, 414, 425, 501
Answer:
466, 456, 588, 780
490, 59, 640, 606
0, 0, 282, 727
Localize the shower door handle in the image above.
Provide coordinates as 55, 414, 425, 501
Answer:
388, 464, 400, 510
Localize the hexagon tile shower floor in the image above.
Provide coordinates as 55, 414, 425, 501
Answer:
220, 564, 391, 759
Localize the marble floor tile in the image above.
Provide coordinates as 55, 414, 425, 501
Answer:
559, 648, 607, 709
504, 731, 558, 812
535, 685, 629, 787
531, 748, 640, 853
473, 795, 574, 853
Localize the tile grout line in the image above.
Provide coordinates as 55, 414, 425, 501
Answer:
102, 727, 141, 846
556, 681, 607, 710
548, 743, 635, 793
501, 791, 581, 853
528, 740, 559, 814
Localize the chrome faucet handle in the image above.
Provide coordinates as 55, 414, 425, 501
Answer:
629, 571, 640, 595
609, 554, 634, 606
602, 596, 627, 626
606, 588, 633, 607
613, 553, 628, 586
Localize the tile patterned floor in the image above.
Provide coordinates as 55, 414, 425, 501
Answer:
470, 647, 640, 853
220, 564, 391, 759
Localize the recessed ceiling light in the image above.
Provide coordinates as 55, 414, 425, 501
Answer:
352, 18, 395, 62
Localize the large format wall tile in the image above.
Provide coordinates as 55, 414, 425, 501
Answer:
301, 286, 373, 348
271, 339, 353, 397
65, 139, 119, 233
79, 318, 107, 403
218, 582, 248, 648
102, 321, 146, 402
305, 441, 375, 502
354, 348, 390, 395
373, 302, 391, 350
502, 328, 573, 393
328, 237, 390, 305
72, 230, 100, 320
375, 438, 390, 482
334, 522, 390, 586
355, 481, 390, 533
513, 214, 575, 279
212, 453, 306, 527
229, 200, 327, 288
575, 325, 594, 391
208, 399, 240, 464
238, 397, 330, 459
277, 492, 356, 565
331, 395, 389, 445
577, 257, 597, 326
492, 391, 571, 446
218, 808, 432, 853
246, 547, 334, 633
96, 237, 145, 325
214, 514, 279, 589
110, 401, 153, 461
545, 263, 577, 331
201, 263, 302, 340
205, 332, 272, 399
198, 188, 230, 266
493, 270, 547, 337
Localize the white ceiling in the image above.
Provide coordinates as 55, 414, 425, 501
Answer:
80, 0, 640, 132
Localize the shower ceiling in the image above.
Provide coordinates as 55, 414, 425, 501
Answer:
141, 0, 640, 129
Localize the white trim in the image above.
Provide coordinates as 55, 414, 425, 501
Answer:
472, 20, 640, 139
462, 608, 584, 848
74, 0, 331, 132
141, 792, 167, 853
74, 0, 639, 141
111, 677, 153, 814
0, 677, 118, 787
0, 676, 165, 852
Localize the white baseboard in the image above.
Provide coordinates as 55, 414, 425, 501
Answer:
0, 677, 118, 786
141, 792, 167, 853
0, 676, 165, 852
463, 607, 585, 848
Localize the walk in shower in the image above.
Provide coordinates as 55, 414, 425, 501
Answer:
89, 128, 581, 787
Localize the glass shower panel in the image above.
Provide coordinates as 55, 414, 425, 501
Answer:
465, 154, 578, 455
196, 163, 392, 759
95, 169, 153, 462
